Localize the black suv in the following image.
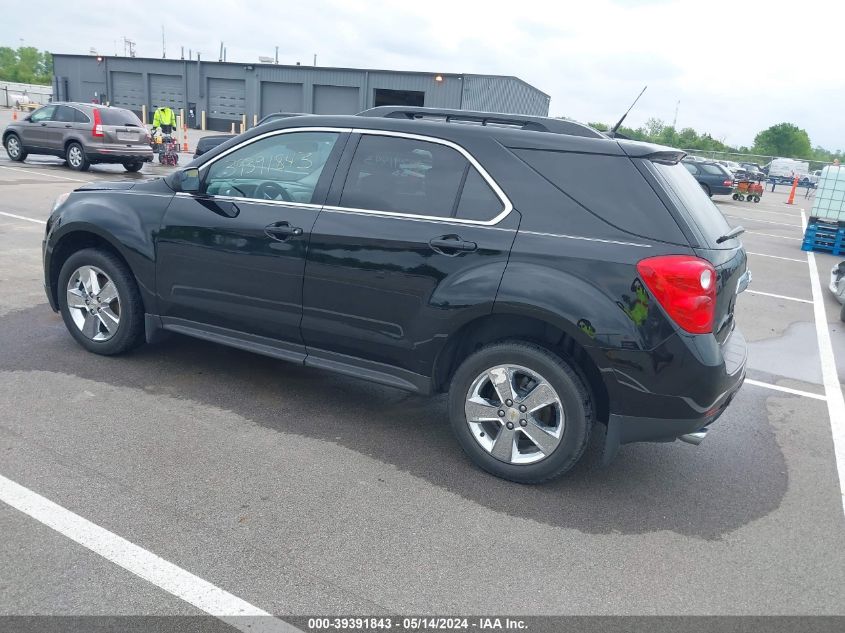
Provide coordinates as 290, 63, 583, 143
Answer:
42, 106, 748, 483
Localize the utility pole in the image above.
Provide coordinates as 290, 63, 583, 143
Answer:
219, 42, 224, 62
123, 37, 136, 58
313, 53, 317, 66
672, 100, 680, 128
275, 46, 279, 64
161, 25, 166, 58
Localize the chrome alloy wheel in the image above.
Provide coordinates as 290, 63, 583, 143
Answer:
67, 145, 83, 168
465, 364, 565, 465
6, 136, 21, 158
66, 266, 121, 341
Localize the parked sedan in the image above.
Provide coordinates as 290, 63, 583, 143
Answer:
3, 102, 153, 171
683, 159, 734, 196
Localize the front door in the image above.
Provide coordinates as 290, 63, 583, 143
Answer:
19, 105, 56, 149
156, 128, 347, 357
301, 132, 519, 385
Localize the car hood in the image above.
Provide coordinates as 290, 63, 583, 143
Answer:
75, 181, 138, 192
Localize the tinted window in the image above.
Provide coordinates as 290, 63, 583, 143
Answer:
73, 108, 91, 123
98, 108, 143, 127
514, 149, 687, 244
701, 163, 727, 176
651, 162, 735, 248
204, 131, 339, 204
52, 106, 76, 123
30, 106, 56, 123
340, 135, 467, 217
456, 167, 503, 221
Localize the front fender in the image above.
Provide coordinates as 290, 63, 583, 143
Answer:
46, 189, 172, 313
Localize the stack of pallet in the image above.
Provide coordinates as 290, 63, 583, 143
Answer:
802, 165, 845, 254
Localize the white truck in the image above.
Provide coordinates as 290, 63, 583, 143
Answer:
765, 158, 810, 182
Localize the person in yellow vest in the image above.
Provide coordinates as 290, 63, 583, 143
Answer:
150, 105, 177, 134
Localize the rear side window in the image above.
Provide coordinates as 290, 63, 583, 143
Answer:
701, 164, 727, 176
456, 168, 503, 221
514, 149, 687, 244
98, 108, 143, 127
53, 106, 76, 123
340, 135, 467, 218
683, 162, 699, 175
73, 108, 90, 123
650, 162, 736, 248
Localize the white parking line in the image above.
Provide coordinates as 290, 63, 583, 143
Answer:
0, 473, 299, 633
744, 231, 803, 241
722, 206, 802, 219
802, 210, 845, 517
745, 289, 813, 304
0, 164, 90, 183
745, 251, 807, 263
745, 379, 827, 401
723, 214, 802, 228
0, 211, 47, 225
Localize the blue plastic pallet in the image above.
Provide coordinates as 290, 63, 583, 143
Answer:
802, 217, 845, 255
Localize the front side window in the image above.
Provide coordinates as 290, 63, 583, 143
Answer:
204, 131, 340, 204
30, 106, 56, 123
340, 135, 468, 218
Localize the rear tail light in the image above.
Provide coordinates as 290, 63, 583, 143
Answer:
636, 255, 717, 334
92, 109, 104, 137
724, 179, 733, 186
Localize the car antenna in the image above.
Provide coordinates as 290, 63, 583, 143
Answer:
608, 85, 647, 138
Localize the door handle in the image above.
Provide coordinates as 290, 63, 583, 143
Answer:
264, 222, 303, 241
64, 124, 72, 128
40, 122, 48, 126
429, 236, 477, 254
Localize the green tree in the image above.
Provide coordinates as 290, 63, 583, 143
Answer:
0, 47, 52, 85
753, 123, 812, 159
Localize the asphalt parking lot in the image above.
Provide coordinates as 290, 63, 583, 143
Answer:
1, 151, 844, 629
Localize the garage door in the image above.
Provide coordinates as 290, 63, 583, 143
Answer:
208, 78, 245, 122
150, 74, 184, 112
111, 71, 144, 115
313, 85, 359, 115
260, 82, 303, 118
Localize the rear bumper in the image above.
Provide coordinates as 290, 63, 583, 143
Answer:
600, 326, 747, 459
86, 147, 154, 163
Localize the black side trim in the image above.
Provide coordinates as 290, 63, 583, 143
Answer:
159, 316, 307, 363
305, 348, 432, 395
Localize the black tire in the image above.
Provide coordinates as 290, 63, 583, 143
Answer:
4, 133, 27, 162
57, 248, 145, 355
448, 341, 593, 483
701, 183, 711, 197
65, 142, 90, 171
123, 161, 143, 172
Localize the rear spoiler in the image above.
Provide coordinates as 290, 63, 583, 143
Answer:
643, 150, 687, 165
615, 140, 686, 165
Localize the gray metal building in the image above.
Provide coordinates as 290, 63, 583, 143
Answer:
52, 54, 550, 131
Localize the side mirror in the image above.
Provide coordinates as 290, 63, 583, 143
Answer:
179, 168, 201, 193
23, 115, 32, 122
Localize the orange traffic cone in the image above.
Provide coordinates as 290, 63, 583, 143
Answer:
182, 125, 189, 153
11, 110, 17, 121
786, 176, 799, 205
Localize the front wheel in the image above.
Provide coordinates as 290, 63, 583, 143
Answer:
66, 142, 90, 171
123, 161, 143, 172
57, 248, 145, 355
448, 341, 593, 483
4, 133, 27, 161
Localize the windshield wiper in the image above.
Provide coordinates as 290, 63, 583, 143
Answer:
716, 226, 745, 244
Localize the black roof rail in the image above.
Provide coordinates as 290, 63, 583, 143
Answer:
356, 106, 606, 139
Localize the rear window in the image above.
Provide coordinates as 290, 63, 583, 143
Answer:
513, 149, 687, 244
98, 108, 143, 127
650, 162, 736, 249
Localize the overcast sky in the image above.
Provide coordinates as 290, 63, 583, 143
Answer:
4, 0, 844, 149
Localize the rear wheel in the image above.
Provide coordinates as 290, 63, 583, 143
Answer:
66, 142, 90, 171
57, 248, 145, 355
4, 133, 27, 161
123, 161, 143, 172
448, 341, 593, 483
701, 183, 712, 197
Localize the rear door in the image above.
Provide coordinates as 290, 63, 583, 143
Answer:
301, 131, 519, 385
46, 105, 78, 152
97, 108, 148, 148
